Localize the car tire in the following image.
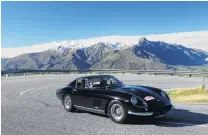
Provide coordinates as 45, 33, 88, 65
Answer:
108, 100, 128, 124
63, 94, 75, 112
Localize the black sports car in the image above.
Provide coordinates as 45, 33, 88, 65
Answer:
56, 75, 173, 123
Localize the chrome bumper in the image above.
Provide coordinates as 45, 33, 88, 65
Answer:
128, 104, 174, 116
128, 111, 153, 116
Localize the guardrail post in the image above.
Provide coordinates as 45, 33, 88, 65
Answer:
6, 74, 8, 78
24, 73, 26, 76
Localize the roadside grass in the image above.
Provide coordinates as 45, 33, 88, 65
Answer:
167, 81, 208, 103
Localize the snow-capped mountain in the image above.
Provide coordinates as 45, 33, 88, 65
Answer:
1, 31, 208, 58
2, 38, 208, 71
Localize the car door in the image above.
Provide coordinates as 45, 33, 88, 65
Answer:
89, 76, 123, 111
88, 77, 110, 111
90, 87, 108, 111
71, 78, 93, 108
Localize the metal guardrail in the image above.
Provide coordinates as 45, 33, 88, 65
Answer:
1, 69, 174, 74
1, 69, 208, 77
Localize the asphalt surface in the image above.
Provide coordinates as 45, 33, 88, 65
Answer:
1, 74, 208, 135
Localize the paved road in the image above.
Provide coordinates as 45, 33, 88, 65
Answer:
1, 74, 208, 135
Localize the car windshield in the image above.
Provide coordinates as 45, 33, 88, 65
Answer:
106, 76, 123, 86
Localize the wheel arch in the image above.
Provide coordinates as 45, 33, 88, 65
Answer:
105, 97, 129, 114
56, 87, 73, 104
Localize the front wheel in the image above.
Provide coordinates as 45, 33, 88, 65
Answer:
108, 100, 128, 124
63, 94, 75, 112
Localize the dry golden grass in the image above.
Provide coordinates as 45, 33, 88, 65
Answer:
167, 88, 208, 103
171, 94, 208, 102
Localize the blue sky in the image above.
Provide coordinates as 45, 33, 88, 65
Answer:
2, 1, 208, 48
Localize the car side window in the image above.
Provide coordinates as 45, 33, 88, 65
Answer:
107, 77, 116, 85
88, 77, 107, 89
75, 78, 89, 89
88, 78, 101, 88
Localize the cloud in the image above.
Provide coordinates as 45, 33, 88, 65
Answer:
1, 31, 208, 58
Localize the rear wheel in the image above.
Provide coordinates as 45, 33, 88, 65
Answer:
63, 94, 75, 112
108, 100, 128, 124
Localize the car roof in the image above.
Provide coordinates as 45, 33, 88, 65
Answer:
76, 74, 114, 80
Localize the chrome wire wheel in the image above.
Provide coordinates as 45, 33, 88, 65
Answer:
64, 95, 72, 109
110, 104, 124, 121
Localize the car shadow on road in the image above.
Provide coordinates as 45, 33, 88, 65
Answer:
75, 108, 208, 127
126, 109, 208, 127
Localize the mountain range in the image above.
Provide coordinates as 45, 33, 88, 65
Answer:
2, 31, 208, 58
2, 37, 208, 71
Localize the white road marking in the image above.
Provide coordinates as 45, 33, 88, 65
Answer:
157, 121, 208, 128
20, 88, 35, 95
20, 86, 49, 95
19, 83, 67, 96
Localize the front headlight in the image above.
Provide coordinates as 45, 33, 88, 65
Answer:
161, 91, 170, 100
131, 96, 138, 105
131, 96, 148, 108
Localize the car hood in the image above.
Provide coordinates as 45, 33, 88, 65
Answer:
121, 85, 166, 99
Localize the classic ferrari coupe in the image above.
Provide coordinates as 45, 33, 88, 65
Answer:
56, 75, 173, 123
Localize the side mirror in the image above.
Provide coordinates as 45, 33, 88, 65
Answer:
85, 85, 90, 89
86, 83, 92, 90
89, 82, 93, 88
